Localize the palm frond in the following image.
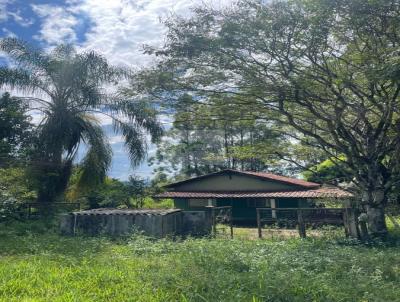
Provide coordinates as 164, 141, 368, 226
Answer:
112, 118, 147, 166
0, 38, 49, 73
101, 98, 163, 166
105, 99, 163, 143
0, 67, 47, 95
77, 51, 129, 84
50, 44, 76, 61
77, 120, 112, 189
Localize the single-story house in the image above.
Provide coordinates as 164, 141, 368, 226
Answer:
155, 169, 352, 224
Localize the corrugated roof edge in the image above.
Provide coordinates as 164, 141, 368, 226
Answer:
155, 188, 353, 199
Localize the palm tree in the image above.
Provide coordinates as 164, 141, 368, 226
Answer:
0, 38, 162, 203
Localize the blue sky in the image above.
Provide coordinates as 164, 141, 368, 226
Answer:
0, 0, 231, 180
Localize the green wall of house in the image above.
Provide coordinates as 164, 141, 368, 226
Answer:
173, 198, 310, 223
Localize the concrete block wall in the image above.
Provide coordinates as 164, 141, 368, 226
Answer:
60, 209, 210, 238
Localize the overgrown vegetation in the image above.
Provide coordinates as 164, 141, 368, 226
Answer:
0, 221, 399, 302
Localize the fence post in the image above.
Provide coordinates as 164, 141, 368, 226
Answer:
212, 208, 217, 237
343, 209, 350, 237
204, 206, 213, 235
229, 208, 233, 239
257, 208, 262, 239
297, 209, 306, 238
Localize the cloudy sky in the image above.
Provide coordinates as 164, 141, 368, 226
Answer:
0, 0, 231, 180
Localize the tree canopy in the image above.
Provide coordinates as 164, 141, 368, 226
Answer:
150, 94, 291, 179
132, 0, 400, 234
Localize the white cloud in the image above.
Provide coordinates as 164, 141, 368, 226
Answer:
0, 0, 12, 23
30, 0, 232, 68
31, 4, 78, 45
0, 1, 34, 27
109, 134, 124, 144
74, 0, 194, 67
8, 10, 34, 27
30, 0, 234, 66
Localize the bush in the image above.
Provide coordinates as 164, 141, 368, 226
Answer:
142, 197, 174, 209
0, 192, 20, 221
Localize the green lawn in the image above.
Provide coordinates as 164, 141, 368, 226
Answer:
0, 222, 400, 302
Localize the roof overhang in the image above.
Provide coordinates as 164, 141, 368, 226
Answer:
155, 188, 353, 199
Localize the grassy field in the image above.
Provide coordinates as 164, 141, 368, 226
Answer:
0, 221, 400, 302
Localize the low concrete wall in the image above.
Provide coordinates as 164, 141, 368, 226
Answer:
182, 211, 212, 236
60, 208, 210, 238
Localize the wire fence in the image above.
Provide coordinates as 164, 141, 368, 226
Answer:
256, 207, 348, 238
25, 202, 81, 218
210, 206, 233, 239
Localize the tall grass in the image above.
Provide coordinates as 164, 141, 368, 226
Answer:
0, 221, 399, 301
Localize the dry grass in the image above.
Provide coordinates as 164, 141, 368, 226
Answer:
216, 225, 344, 240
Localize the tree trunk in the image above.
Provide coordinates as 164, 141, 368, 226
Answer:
361, 187, 388, 236
365, 204, 387, 236
224, 125, 230, 168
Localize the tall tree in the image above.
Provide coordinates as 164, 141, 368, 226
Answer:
0, 38, 163, 203
134, 0, 400, 235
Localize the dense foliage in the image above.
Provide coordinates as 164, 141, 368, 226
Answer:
0, 92, 33, 163
0, 167, 36, 221
0, 222, 399, 301
303, 156, 353, 185
67, 173, 171, 209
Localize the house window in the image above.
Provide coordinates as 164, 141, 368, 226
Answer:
247, 199, 271, 208
188, 199, 213, 207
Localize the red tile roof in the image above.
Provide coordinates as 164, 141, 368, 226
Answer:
236, 170, 320, 188
155, 187, 353, 199
165, 169, 320, 189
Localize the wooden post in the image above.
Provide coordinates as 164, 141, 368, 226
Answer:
204, 206, 213, 235
212, 208, 217, 237
257, 208, 262, 239
161, 214, 165, 238
229, 208, 233, 239
343, 210, 349, 237
297, 209, 306, 238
